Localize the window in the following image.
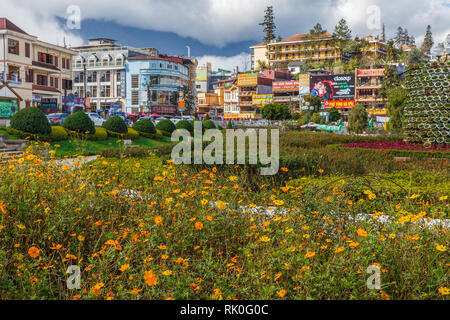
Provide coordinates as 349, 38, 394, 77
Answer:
131, 91, 139, 105
152, 63, 156, 68
55, 57, 58, 67
8, 39, 19, 55
36, 74, 48, 86
25, 43, 30, 58
168, 64, 173, 69
50, 77, 54, 87
131, 75, 139, 88
38, 52, 53, 64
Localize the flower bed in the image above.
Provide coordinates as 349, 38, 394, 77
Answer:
344, 141, 450, 152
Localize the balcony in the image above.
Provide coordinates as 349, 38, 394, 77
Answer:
72, 61, 125, 70
0, 73, 22, 87
32, 61, 60, 72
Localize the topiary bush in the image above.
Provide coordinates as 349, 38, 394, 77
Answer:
63, 111, 95, 134
203, 119, 216, 130
156, 119, 176, 134
175, 120, 194, 133
7, 126, 67, 142
10, 107, 51, 135
88, 127, 108, 141
107, 127, 139, 140
103, 116, 128, 134
133, 119, 156, 134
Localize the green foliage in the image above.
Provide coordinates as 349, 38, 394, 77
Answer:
156, 119, 176, 134
204, 114, 210, 121
63, 111, 95, 135
175, 120, 194, 133
133, 119, 156, 134
332, 18, 352, 41
103, 116, 128, 134
301, 95, 322, 112
100, 147, 152, 158
226, 121, 233, 129
107, 128, 139, 140
138, 132, 163, 140
348, 104, 369, 134
386, 87, 407, 134
310, 113, 323, 124
6, 126, 67, 142
203, 119, 217, 130
259, 6, 276, 43
10, 107, 51, 135
89, 127, 108, 141
329, 107, 342, 122
261, 103, 291, 120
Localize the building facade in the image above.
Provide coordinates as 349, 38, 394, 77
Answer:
0, 18, 76, 115
71, 38, 157, 112
195, 62, 212, 93
355, 68, 386, 120
250, 42, 269, 71
125, 55, 190, 116
361, 36, 387, 60
237, 73, 273, 119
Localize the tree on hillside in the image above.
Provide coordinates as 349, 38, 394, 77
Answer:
261, 103, 291, 120
379, 64, 401, 100
386, 40, 399, 62
332, 18, 352, 42
256, 60, 269, 72
348, 104, 369, 134
406, 47, 422, 65
259, 6, 276, 43
421, 25, 434, 55
310, 23, 326, 35
381, 24, 386, 41
386, 87, 407, 134
394, 27, 404, 48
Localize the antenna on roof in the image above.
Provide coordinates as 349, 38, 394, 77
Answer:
64, 37, 67, 48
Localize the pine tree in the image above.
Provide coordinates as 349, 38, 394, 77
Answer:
259, 6, 276, 43
332, 18, 352, 41
409, 35, 416, 46
402, 29, 410, 46
310, 23, 326, 35
421, 25, 434, 54
381, 24, 386, 41
394, 27, 404, 48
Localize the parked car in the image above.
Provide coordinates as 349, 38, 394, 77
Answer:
47, 113, 70, 126
86, 112, 106, 127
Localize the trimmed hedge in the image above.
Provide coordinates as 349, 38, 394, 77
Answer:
137, 131, 163, 140
103, 116, 128, 134
65, 127, 109, 141
7, 126, 68, 142
175, 120, 194, 133
63, 112, 95, 134
156, 119, 176, 134
157, 129, 172, 137
203, 119, 216, 130
107, 128, 139, 140
133, 119, 156, 134
10, 107, 51, 135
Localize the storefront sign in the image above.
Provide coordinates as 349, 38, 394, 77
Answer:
367, 108, 387, 116
298, 74, 310, 95
178, 100, 185, 111
252, 94, 273, 106
41, 98, 58, 108
273, 81, 299, 92
238, 73, 258, 86
357, 69, 385, 76
32, 95, 42, 103
324, 100, 355, 109
0, 99, 17, 117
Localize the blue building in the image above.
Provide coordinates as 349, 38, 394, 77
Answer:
125, 55, 190, 116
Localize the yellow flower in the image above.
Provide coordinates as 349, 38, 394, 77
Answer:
277, 289, 287, 298
273, 200, 284, 206
348, 241, 360, 248
410, 194, 420, 200
119, 264, 130, 272
217, 201, 227, 210
305, 251, 316, 258
334, 246, 345, 253
162, 270, 173, 276
28, 247, 40, 258
356, 228, 368, 237
439, 196, 448, 201
259, 236, 271, 243
436, 245, 447, 252
17, 224, 25, 230
135, 163, 141, 168
144, 270, 158, 286
201, 199, 208, 205
439, 287, 450, 296
228, 176, 238, 182
154, 216, 163, 226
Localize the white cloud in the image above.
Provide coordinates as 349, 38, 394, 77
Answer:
197, 52, 251, 72
1, 0, 449, 49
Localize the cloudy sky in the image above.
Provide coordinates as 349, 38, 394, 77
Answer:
2, 0, 449, 70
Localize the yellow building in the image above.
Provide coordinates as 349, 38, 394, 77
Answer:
361, 36, 387, 60
250, 42, 269, 71
265, 32, 344, 67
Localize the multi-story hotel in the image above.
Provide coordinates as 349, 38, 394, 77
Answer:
250, 32, 345, 71
355, 68, 386, 119
71, 38, 158, 111
360, 36, 387, 60
125, 55, 196, 116
0, 18, 76, 115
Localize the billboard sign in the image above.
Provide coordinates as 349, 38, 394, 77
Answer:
238, 73, 258, 86
195, 69, 208, 82
357, 69, 384, 76
273, 81, 299, 92
324, 100, 355, 109
298, 74, 310, 95
178, 100, 185, 111
310, 74, 355, 100
252, 94, 273, 106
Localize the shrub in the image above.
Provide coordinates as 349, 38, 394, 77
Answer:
100, 147, 151, 158
133, 119, 156, 134
63, 111, 95, 134
226, 121, 233, 129
103, 116, 128, 134
10, 107, 51, 135
88, 127, 108, 141
7, 126, 68, 142
310, 113, 323, 124
175, 120, 194, 133
138, 132, 163, 140
157, 129, 172, 137
107, 128, 139, 140
203, 119, 216, 130
348, 104, 369, 134
156, 119, 176, 134
49, 126, 69, 141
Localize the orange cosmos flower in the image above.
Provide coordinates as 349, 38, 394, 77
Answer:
144, 270, 158, 286
356, 228, 368, 237
305, 251, 316, 258
195, 222, 204, 230
277, 289, 287, 298
28, 247, 40, 258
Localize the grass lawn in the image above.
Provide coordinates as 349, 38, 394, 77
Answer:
0, 127, 19, 140
51, 136, 172, 157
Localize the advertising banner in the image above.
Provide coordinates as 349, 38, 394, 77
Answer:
298, 74, 310, 95
195, 69, 208, 82
273, 81, 299, 92
357, 69, 384, 76
367, 108, 387, 116
324, 100, 355, 109
178, 100, 185, 111
238, 73, 258, 86
310, 74, 355, 100
252, 94, 273, 106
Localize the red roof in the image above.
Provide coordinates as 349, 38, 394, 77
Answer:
250, 42, 267, 48
128, 55, 184, 64
0, 18, 28, 35
277, 32, 332, 43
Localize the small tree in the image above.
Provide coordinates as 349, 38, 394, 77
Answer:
332, 18, 352, 42
348, 104, 368, 134
386, 86, 407, 134
261, 103, 291, 120
421, 25, 434, 55
259, 6, 276, 43
328, 107, 341, 122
